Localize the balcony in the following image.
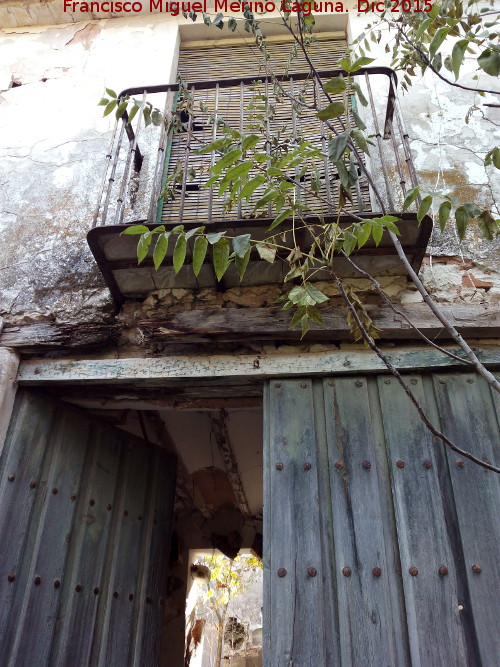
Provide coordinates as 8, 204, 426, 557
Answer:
88, 67, 432, 306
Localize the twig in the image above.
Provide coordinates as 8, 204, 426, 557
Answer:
341, 251, 474, 366
388, 230, 500, 393
332, 270, 500, 474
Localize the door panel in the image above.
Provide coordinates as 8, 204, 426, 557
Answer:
0, 390, 177, 667
264, 372, 499, 667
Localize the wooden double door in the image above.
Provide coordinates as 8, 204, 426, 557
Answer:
0, 390, 176, 666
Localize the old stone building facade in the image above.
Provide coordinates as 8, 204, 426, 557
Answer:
0, 1, 499, 665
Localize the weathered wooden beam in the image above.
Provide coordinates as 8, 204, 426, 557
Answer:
62, 396, 262, 411
17, 345, 500, 385
137, 303, 500, 342
0, 322, 120, 351
2, 303, 499, 351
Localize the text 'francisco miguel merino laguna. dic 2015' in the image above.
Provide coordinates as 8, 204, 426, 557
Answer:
63, 1, 354, 15
63, 0, 433, 13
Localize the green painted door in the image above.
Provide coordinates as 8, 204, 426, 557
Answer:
0, 389, 177, 666
263, 372, 499, 666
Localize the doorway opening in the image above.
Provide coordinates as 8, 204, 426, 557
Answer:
52, 389, 265, 667
185, 549, 263, 667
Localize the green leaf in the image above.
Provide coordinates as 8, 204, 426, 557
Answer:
256, 243, 276, 263
242, 134, 260, 151
267, 208, 292, 232
227, 161, 254, 182
137, 233, 152, 264
228, 16, 237, 31
415, 17, 433, 41
317, 102, 345, 121
237, 175, 266, 202
232, 234, 251, 258
351, 82, 368, 107
402, 186, 420, 212
192, 235, 208, 276
355, 222, 372, 249
103, 100, 118, 117
455, 206, 468, 241
352, 129, 370, 155
342, 231, 357, 256
438, 200, 452, 232
306, 305, 324, 326
105, 87, 117, 98
371, 221, 384, 246
290, 306, 306, 328
173, 233, 187, 273
213, 237, 230, 280
115, 100, 128, 119
463, 202, 481, 219
352, 110, 366, 131
212, 149, 242, 175
235, 246, 251, 281
350, 56, 375, 71
451, 39, 468, 80
151, 109, 163, 126
305, 283, 329, 304
197, 138, 229, 155
328, 131, 350, 162
485, 147, 500, 169
323, 77, 347, 95
185, 225, 205, 240
429, 27, 450, 60
153, 232, 169, 270
477, 210, 499, 241
417, 195, 433, 224
336, 160, 350, 191
128, 105, 139, 124
122, 224, 150, 235
206, 232, 225, 244
253, 189, 278, 212
98, 98, 109, 107
478, 49, 500, 77
339, 57, 352, 72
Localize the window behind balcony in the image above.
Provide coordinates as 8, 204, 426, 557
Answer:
158, 36, 372, 226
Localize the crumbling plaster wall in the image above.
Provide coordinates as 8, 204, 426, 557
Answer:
0, 14, 179, 324
0, 7, 498, 328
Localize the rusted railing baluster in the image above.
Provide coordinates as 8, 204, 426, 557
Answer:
101, 118, 126, 226
315, 78, 333, 216
343, 75, 364, 214
365, 72, 395, 211
93, 115, 119, 228
265, 78, 272, 217
237, 81, 244, 220
208, 83, 219, 223
147, 87, 172, 222
387, 112, 408, 201
392, 77, 421, 201
115, 90, 147, 224
178, 86, 195, 225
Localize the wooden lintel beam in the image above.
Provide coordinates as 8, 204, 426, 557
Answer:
17, 345, 500, 385
0, 322, 119, 351
137, 303, 500, 342
2, 303, 498, 351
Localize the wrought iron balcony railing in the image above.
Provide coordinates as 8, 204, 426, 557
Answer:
88, 68, 432, 305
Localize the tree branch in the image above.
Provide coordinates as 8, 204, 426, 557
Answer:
332, 270, 500, 474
